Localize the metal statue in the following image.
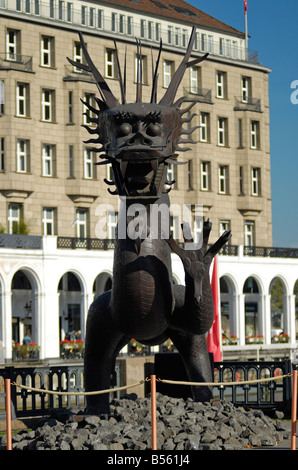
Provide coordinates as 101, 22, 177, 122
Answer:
67, 28, 231, 414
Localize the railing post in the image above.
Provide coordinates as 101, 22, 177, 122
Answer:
150, 375, 157, 450
291, 364, 298, 450
5, 379, 12, 450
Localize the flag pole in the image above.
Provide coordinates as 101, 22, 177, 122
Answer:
244, 0, 248, 60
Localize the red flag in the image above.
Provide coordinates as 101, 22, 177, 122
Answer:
206, 256, 222, 361
244, 0, 247, 13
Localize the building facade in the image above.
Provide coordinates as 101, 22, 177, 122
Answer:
0, 0, 297, 362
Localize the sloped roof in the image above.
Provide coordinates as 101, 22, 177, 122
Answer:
97, 0, 245, 37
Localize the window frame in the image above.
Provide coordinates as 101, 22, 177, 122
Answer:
42, 207, 56, 235
42, 143, 55, 177
16, 82, 29, 117
218, 165, 229, 194
251, 167, 261, 196
16, 138, 30, 173
200, 161, 210, 191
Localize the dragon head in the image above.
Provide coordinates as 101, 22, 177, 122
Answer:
67, 28, 207, 199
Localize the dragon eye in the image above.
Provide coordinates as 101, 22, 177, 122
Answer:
147, 123, 161, 136
119, 123, 132, 136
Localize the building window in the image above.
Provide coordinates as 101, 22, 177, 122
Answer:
76, 209, 88, 238
17, 139, 30, 173
241, 76, 251, 103
111, 12, 117, 32
127, 16, 133, 35
0, 138, 4, 172
187, 160, 193, 190
190, 66, 201, 94
89, 8, 95, 27
239, 166, 244, 195
207, 35, 213, 53
6, 29, 20, 61
81, 5, 87, 25
200, 113, 210, 142
167, 25, 173, 44
218, 118, 228, 146
244, 221, 255, 247
0, 80, 4, 115
107, 211, 117, 239
83, 93, 96, 124
106, 163, 114, 183
49, 0, 55, 17
200, 161, 210, 191
219, 220, 230, 237
58, 0, 64, 20
169, 215, 179, 239
155, 23, 161, 41
16, 83, 29, 117
251, 167, 261, 196
42, 144, 55, 176
175, 27, 180, 46
69, 145, 74, 177
68, 91, 73, 123
250, 121, 260, 149
216, 71, 226, 99
41, 36, 54, 67
67, 2, 73, 22
42, 208, 56, 235
238, 119, 243, 148
182, 29, 188, 48
140, 19, 146, 38
84, 148, 96, 179
105, 49, 115, 78
8, 204, 22, 234
97, 9, 103, 29
134, 55, 147, 84
41, 89, 55, 122
218, 165, 229, 194
166, 163, 177, 190
163, 60, 174, 88
148, 21, 153, 40
73, 42, 83, 72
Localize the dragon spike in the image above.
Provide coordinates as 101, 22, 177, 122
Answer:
150, 39, 163, 104
136, 38, 143, 103
80, 98, 100, 116
179, 101, 198, 116
83, 137, 102, 144
159, 27, 208, 107
113, 39, 126, 105
81, 125, 100, 135
72, 32, 119, 109
181, 113, 198, 123
180, 125, 201, 135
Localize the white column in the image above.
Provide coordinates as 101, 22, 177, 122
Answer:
238, 293, 246, 345
288, 294, 296, 343
3, 291, 12, 360
263, 294, 271, 345
42, 292, 60, 359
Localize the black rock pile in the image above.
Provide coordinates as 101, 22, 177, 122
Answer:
1, 393, 290, 451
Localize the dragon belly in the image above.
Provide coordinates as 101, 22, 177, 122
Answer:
111, 239, 174, 340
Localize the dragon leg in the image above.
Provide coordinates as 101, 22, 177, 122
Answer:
168, 328, 213, 402
84, 291, 130, 415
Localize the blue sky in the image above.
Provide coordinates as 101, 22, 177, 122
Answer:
190, 0, 298, 248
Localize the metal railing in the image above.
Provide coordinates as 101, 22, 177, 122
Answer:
234, 96, 262, 112
0, 234, 42, 249
0, 53, 33, 72
244, 246, 298, 258
0, 360, 293, 419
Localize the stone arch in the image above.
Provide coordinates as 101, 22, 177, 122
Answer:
243, 275, 263, 344
10, 267, 41, 347
58, 271, 85, 342
93, 271, 113, 300
269, 276, 289, 343
220, 274, 238, 343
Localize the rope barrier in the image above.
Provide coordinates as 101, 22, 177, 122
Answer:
5, 372, 296, 452
11, 373, 291, 396
12, 379, 146, 396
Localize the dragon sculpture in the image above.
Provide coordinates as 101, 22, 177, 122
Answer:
67, 27, 231, 414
